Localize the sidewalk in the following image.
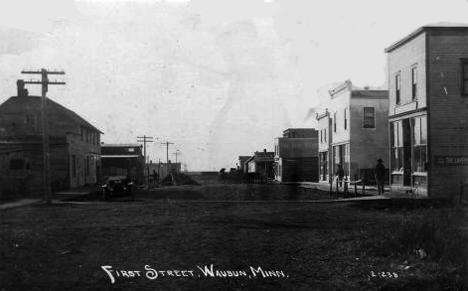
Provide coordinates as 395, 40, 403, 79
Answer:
53, 185, 101, 201
0, 186, 101, 210
0, 199, 41, 210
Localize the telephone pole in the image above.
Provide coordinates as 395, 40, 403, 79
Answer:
21, 69, 65, 204
137, 135, 153, 183
171, 150, 180, 173
171, 150, 180, 164
161, 141, 174, 164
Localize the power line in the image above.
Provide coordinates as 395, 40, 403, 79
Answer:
20, 69, 66, 204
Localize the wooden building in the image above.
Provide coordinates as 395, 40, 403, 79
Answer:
385, 23, 468, 198
274, 128, 319, 183
245, 150, 274, 180
316, 80, 389, 183
100, 144, 145, 184
0, 87, 101, 198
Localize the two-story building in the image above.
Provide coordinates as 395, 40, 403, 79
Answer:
274, 128, 319, 183
316, 80, 389, 183
385, 23, 468, 198
0, 82, 102, 198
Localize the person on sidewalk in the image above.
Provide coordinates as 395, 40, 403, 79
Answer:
374, 159, 386, 194
336, 164, 345, 188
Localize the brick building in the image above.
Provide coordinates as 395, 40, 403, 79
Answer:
385, 23, 468, 198
274, 128, 319, 183
0, 85, 101, 198
316, 80, 389, 183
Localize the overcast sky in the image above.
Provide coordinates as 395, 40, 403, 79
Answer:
0, 0, 467, 170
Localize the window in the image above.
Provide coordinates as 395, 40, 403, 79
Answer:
412, 116, 427, 172
10, 159, 25, 170
390, 121, 404, 172
333, 112, 337, 132
344, 108, 347, 130
320, 130, 323, 143
462, 58, 468, 96
363, 107, 375, 128
324, 128, 327, 142
25, 114, 36, 130
395, 73, 401, 104
72, 155, 76, 177
86, 156, 90, 176
411, 66, 418, 100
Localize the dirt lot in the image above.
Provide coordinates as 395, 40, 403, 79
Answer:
0, 183, 467, 290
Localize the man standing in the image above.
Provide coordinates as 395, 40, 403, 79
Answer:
374, 159, 386, 194
336, 164, 345, 188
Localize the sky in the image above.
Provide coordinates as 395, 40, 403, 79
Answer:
0, 0, 468, 170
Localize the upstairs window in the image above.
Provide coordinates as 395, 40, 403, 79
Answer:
395, 73, 401, 104
333, 112, 337, 132
411, 66, 418, 100
363, 107, 375, 128
344, 108, 347, 130
462, 58, 468, 96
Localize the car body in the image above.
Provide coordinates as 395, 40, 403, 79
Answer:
101, 175, 133, 200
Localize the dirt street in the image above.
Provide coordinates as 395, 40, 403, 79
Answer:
0, 183, 466, 290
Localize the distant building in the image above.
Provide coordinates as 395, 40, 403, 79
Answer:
0, 83, 102, 197
100, 144, 144, 184
316, 80, 389, 183
238, 155, 250, 172
274, 128, 319, 183
245, 150, 274, 179
385, 23, 468, 198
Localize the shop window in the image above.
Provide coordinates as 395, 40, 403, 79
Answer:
72, 155, 76, 177
412, 116, 427, 172
391, 121, 404, 172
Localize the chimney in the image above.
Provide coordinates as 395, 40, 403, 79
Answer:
16, 80, 28, 97
263, 149, 267, 153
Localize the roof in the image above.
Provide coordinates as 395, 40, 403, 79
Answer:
351, 90, 388, 99
101, 143, 141, 148
385, 22, 468, 53
2, 96, 102, 133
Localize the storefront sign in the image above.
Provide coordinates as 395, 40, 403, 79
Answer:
435, 156, 468, 166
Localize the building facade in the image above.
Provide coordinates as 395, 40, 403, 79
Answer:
0, 87, 101, 197
245, 150, 274, 179
274, 128, 319, 183
100, 144, 145, 184
316, 81, 389, 183
385, 24, 468, 198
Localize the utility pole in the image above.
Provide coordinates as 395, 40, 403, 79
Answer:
137, 135, 153, 183
161, 141, 174, 173
21, 69, 65, 204
161, 141, 174, 164
171, 150, 180, 164
171, 150, 180, 173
